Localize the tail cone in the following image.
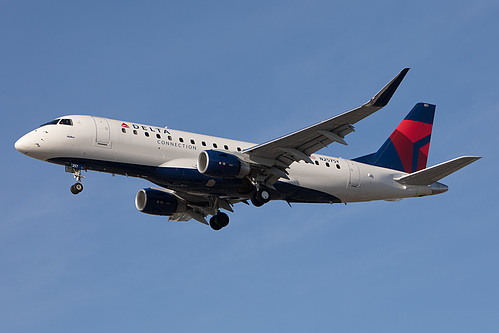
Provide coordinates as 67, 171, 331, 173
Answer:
430, 182, 448, 195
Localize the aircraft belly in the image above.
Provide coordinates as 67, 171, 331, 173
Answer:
92, 161, 339, 203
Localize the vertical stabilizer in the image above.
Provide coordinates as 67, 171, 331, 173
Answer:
354, 103, 435, 173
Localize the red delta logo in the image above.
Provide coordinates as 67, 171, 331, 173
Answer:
390, 119, 433, 173
121, 123, 130, 128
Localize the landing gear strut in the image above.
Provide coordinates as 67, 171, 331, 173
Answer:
69, 167, 84, 195
209, 211, 229, 231
251, 188, 271, 207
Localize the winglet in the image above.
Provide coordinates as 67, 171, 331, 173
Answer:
369, 68, 410, 107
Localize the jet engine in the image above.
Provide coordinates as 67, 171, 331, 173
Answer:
135, 188, 186, 216
197, 150, 250, 178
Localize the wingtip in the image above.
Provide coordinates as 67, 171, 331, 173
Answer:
463, 155, 482, 162
369, 68, 410, 107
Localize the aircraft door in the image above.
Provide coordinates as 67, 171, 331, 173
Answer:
92, 116, 111, 147
348, 161, 360, 187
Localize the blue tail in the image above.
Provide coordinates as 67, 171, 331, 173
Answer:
353, 103, 436, 173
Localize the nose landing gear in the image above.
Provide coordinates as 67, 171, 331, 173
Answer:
67, 166, 85, 195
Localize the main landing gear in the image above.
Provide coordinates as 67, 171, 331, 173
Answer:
209, 211, 229, 231
69, 168, 84, 195
251, 188, 271, 207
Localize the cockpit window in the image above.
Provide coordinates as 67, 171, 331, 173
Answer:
60, 119, 73, 126
40, 119, 60, 127
39, 118, 73, 127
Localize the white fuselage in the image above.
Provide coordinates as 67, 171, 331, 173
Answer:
15, 115, 439, 203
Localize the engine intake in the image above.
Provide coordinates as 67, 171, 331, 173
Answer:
135, 188, 186, 216
197, 150, 250, 178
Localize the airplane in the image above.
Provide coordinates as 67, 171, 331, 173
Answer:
15, 68, 480, 230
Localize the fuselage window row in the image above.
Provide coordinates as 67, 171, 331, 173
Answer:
120, 128, 243, 153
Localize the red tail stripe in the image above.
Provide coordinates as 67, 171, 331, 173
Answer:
395, 120, 433, 143
390, 130, 413, 173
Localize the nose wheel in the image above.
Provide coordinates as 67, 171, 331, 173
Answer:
70, 182, 83, 194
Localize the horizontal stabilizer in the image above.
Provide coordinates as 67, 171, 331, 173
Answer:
394, 156, 481, 185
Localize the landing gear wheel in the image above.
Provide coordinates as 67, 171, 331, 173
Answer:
69, 167, 85, 195
216, 212, 229, 228
251, 196, 264, 207
209, 216, 222, 231
70, 183, 83, 195
74, 183, 83, 192
209, 212, 229, 230
251, 189, 271, 207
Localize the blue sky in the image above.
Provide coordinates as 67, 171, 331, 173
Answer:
1, 1, 498, 332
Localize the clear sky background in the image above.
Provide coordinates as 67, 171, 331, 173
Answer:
1, 1, 498, 332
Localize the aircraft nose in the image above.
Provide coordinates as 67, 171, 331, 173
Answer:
15, 135, 30, 154
14, 130, 54, 161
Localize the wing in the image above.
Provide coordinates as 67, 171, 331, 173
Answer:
244, 68, 410, 169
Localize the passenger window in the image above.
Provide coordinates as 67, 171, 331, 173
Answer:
237, 147, 242, 152
190, 139, 195, 144
156, 134, 161, 139
315, 161, 319, 165
179, 138, 184, 143
121, 128, 126, 133
213, 143, 218, 148
326, 162, 330, 167
224, 145, 229, 150
133, 130, 138, 135
145, 132, 150, 137
202, 141, 206, 146
168, 136, 172, 141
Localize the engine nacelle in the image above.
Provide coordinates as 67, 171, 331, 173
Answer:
197, 150, 250, 178
135, 188, 186, 216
